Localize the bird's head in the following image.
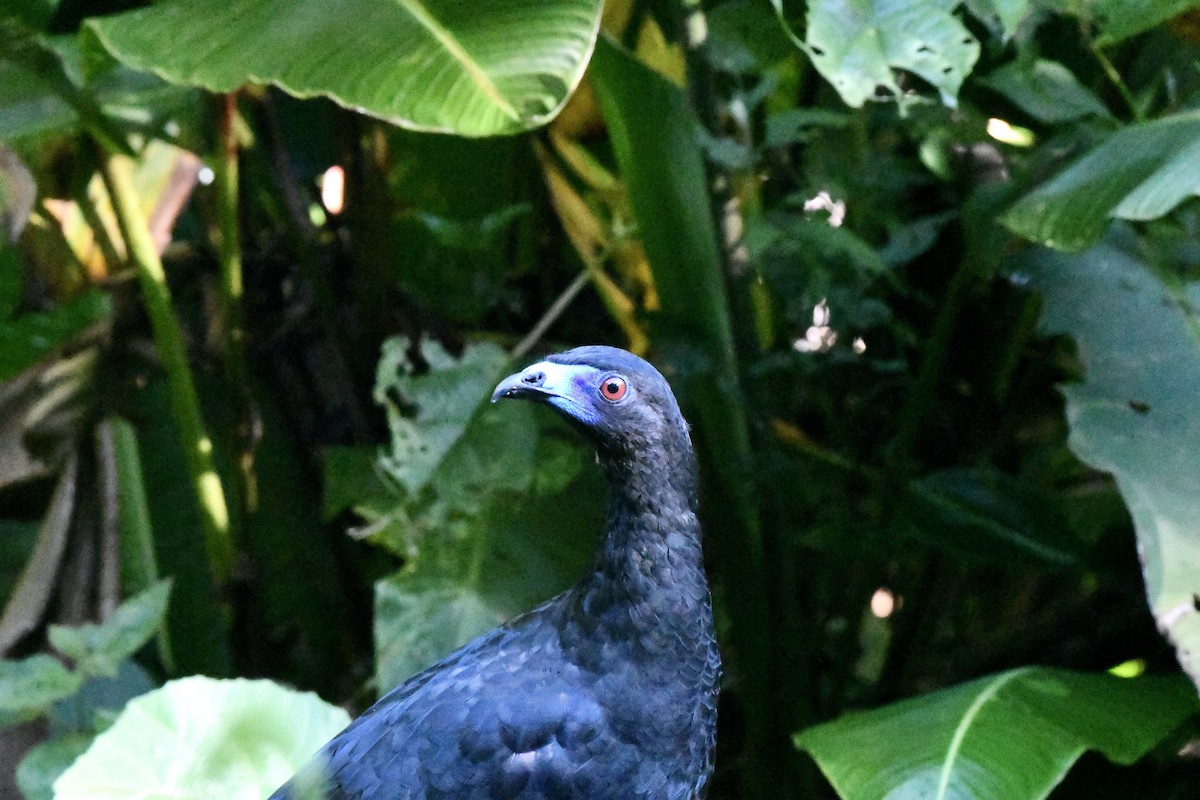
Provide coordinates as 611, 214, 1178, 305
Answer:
492, 346, 692, 462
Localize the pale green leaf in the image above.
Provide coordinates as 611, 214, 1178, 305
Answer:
1025, 228, 1200, 690
48, 580, 172, 678
87, 0, 603, 137
53, 677, 351, 800
771, 0, 980, 108
981, 58, 1111, 123
796, 667, 1196, 800
1003, 112, 1200, 251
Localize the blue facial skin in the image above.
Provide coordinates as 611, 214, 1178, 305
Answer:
492, 362, 617, 430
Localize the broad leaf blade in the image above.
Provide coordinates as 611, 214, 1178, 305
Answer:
1026, 229, 1200, 690
980, 59, 1111, 123
53, 676, 350, 800
375, 337, 512, 496
771, 0, 980, 108
87, 0, 603, 137
796, 668, 1195, 800
1003, 112, 1200, 251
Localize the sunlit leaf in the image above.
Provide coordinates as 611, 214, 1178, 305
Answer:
797, 668, 1195, 800
1026, 227, 1200, 690
88, 0, 603, 137
53, 677, 350, 800
771, 0, 980, 108
1003, 112, 1200, 251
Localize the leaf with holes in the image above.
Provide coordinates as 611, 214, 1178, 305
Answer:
375, 337, 513, 496
796, 668, 1195, 800
87, 0, 602, 136
770, 0, 980, 108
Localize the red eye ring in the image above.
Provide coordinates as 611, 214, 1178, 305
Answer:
599, 376, 628, 402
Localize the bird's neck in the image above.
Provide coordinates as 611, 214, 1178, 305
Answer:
575, 442, 712, 643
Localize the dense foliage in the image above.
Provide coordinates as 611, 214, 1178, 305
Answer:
2, 0, 1200, 798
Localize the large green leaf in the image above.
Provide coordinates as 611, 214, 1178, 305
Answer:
1003, 112, 1200, 251
367, 338, 599, 690
53, 676, 350, 800
1025, 228, 1200, 690
375, 337, 513, 496
771, 0, 980, 108
87, 0, 602, 137
796, 668, 1195, 800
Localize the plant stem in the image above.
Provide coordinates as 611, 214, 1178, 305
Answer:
1090, 41, 1141, 121
216, 92, 256, 522
512, 268, 590, 359
100, 149, 233, 586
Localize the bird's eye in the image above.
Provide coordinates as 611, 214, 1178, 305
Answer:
599, 376, 628, 402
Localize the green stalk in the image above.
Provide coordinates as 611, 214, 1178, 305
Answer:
216, 94, 248, 392
215, 93, 255, 523
100, 150, 233, 586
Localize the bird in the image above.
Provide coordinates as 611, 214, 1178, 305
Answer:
268, 345, 721, 800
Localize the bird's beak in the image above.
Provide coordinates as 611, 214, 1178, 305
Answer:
491, 361, 560, 404
492, 360, 602, 428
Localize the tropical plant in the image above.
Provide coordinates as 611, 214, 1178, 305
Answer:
2, 1, 1199, 799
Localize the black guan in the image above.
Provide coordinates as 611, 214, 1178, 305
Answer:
269, 346, 720, 800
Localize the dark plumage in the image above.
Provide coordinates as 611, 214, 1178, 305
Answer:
270, 346, 720, 800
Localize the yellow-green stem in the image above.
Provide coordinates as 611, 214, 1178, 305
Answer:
100, 150, 233, 586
